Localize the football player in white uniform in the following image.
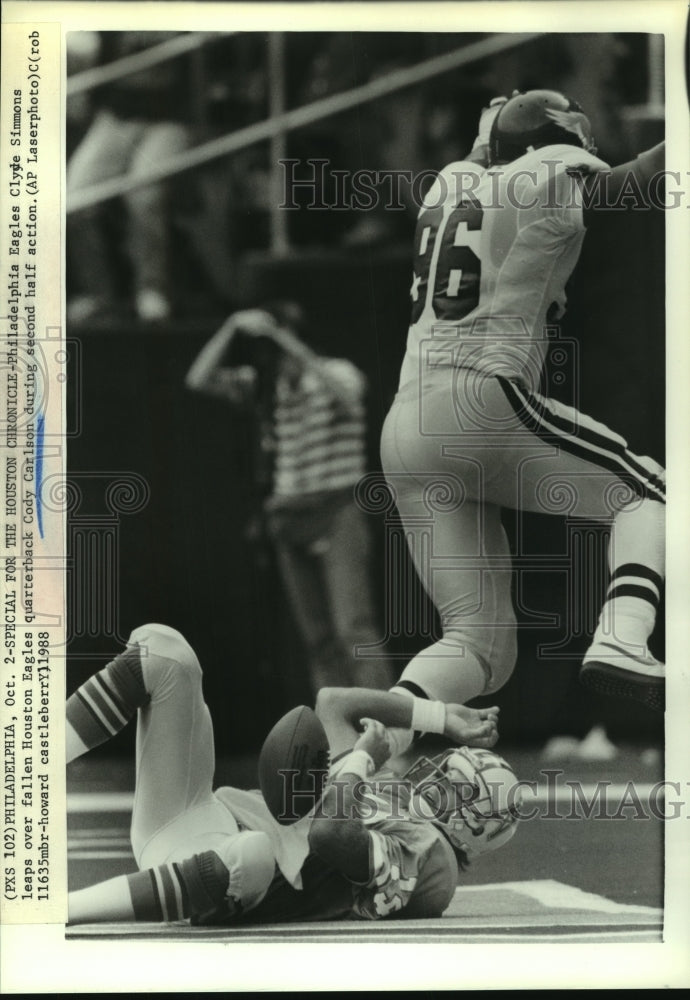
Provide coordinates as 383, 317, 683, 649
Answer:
66, 624, 511, 925
381, 90, 666, 716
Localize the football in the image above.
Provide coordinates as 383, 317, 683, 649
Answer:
258, 705, 331, 825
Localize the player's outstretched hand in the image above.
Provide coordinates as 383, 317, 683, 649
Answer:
232, 309, 279, 338
472, 95, 508, 151
355, 718, 392, 772
444, 703, 500, 748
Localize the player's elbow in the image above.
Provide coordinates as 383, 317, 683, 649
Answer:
308, 811, 371, 883
308, 796, 343, 860
308, 812, 335, 854
315, 686, 353, 722
184, 368, 208, 393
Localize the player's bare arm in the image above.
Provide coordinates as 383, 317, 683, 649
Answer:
581, 140, 665, 220
315, 685, 499, 757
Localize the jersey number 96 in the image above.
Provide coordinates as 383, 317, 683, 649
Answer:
410, 197, 483, 325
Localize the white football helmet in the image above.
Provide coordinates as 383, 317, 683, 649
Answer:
404, 746, 522, 859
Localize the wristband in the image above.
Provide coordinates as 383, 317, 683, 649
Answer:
340, 749, 375, 780
411, 697, 446, 735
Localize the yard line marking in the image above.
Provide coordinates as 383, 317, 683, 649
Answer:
66, 914, 663, 943
68, 840, 131, 851
68, 792, 135, 812
458, 879, 661, 916
69, 850, 134, 860
67, 783, 663, 814
66, 924, 661, 945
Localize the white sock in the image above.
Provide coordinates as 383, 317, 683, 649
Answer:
594, 500, 664, 653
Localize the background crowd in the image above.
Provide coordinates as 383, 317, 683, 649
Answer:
65, 31, 665, 760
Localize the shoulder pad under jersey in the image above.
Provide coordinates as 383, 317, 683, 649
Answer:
541, 143, 611, 177
422, 159, 486, 208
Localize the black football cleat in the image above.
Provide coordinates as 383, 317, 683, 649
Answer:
580, 641, 665, 711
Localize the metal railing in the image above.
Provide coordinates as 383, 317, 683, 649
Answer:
66, 30, 543, 256
67, 30, 664, 252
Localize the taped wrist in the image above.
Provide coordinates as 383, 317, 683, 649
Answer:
411, 697, 446, 735
340, 749, 375, 780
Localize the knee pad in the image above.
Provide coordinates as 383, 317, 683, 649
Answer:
218, 831, 275, 914
127, 623, 201, 679
446, 625, 518, 697
481, 633, 518, 695
180, 833, 275, 925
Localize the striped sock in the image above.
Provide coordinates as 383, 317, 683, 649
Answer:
596, 563, 662, 651
127, 851, 232, 924
66, 645, 149, 761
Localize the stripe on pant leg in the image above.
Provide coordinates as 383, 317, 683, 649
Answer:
497, 378, 666, 503
509, 381, 666, 499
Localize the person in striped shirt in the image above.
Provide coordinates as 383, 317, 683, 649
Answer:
381, 90, 666, 720
186, 303, 395, 695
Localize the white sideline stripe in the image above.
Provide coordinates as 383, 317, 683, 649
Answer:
66, 925, 662, 944
69, 792, 135, 812
448, 932, 661, 943
69, 850, 133, 860
69, 835, 130, 846
67, 783, 660, 814
457, 879, 661, 916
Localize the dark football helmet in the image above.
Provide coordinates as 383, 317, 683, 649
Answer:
489, 89, 597, 165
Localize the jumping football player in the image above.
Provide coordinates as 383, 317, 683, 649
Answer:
381, 90, 666, 717
66, 623, 515, 925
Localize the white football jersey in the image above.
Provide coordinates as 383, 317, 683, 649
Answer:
398, 144, 610, 392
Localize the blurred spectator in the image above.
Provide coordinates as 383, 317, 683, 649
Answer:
477, 33, 639, 162
66, 32, 101, 158
542, 725, 619, 763
67, 32, 192, 325
65, 31, 657, 317
186, 302, 396, 697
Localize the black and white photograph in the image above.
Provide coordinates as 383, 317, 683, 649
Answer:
1, 0, 689, 992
